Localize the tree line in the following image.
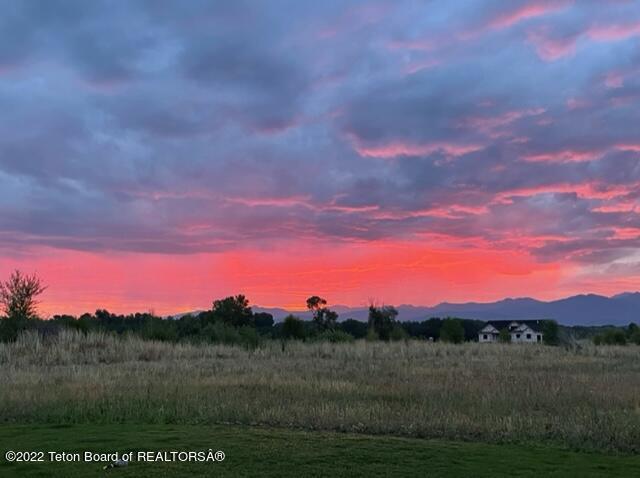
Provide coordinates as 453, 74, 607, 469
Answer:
4, 269, 630, 348
0, 270, 492, 345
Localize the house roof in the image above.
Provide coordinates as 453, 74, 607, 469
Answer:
484, 320, 544, 333
479, 324, 499, 333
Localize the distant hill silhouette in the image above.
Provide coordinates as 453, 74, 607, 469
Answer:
254, 293, 640, 326
172, 292, 640, 326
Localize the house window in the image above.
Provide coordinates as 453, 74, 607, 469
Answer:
516, 334, 521, 339
483, 334, 487, 340
526, 334, 531, 339
537, 335, 541, 342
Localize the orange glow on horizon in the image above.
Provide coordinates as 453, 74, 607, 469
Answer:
0, 239, 571, 317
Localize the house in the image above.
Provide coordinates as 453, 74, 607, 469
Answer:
478, 320, 543, 343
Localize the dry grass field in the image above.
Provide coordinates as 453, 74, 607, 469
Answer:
1, 331, 639, 452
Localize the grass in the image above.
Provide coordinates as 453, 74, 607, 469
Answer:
1, 331, 640, 452
1, 424, 640, 477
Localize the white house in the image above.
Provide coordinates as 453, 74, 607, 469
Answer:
478, 320, 543, 343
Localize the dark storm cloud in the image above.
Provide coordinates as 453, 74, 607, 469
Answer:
0, 0, 640, 269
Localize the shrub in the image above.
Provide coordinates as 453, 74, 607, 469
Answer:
254, 312, 274, 331
141, 318, 178, 342
440, 318, 465, 344
593, 329, 627, 346
365, 328, 379, 341
339, 319, 368, 339
282, 315, 306, 340
498, 328, 511, 343
627, 323, 640, 345
389, 325, 409, 342
238, 326, 260, 349
201, 321, 242, 345
630, 328, 640, 345
541, 320, 559, 345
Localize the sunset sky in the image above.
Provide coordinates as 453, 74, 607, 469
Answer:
1, 1, 640, 316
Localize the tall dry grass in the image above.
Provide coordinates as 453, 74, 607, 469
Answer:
1, 330, 639, 451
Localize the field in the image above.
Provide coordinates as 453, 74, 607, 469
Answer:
1, 331, 640, 475
2, 424, 640, 477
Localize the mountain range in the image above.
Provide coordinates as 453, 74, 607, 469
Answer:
248, 292, 640, 326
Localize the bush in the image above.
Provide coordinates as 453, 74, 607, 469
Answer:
201, 321, 242, 345
541, 320, 559, 345
365, 328, 379, 341
593, 329, 627, 346
440, 318, 465, 344
0, 317, 21, 343
627, 323, 640, 345
629, 328, 640, 345
254, 312, 274, 332
498, 328, 511, 343
53, 315, 90, 334
389, 325, 408, 342
238, 326, 260, 349
141, 318, 178, 342
282, 315, 306, 340
339, 319, 368, 339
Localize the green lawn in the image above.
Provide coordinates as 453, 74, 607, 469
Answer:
1, 425, 639, 477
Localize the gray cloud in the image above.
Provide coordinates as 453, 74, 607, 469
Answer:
0, 0, 639, 269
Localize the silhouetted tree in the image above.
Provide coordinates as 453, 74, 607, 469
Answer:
460, 319, 486, 341
282, 314, 306, 340
306, 295, 338, 331
254, 312, 274, 329
212, 295, 253, 327
541, 320, 559, 345
306, 296, 327, 312
367, 305, 398, 341
0, 270, 46, 341
340, 318, 368, 339
419, 318, 443, 340
628, 323, 640, 345
0, 270, 46, 321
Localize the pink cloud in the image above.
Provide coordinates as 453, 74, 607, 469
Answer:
605, 71, 624, 89
495, 182, 638, 203
490, 1, 572, 30
588, 21, 640, 42
459, 108, 545, 137
403, 58, 440, 75
372, 204, 489, 221
527, 20, 640, 62
610, 227, 640, 240
527, 30, 577, 61
593, 205, 638, 214
522, 149, 602, 163
224, 195, 381, 215
353, 140, 484, 159
616, 144, 640, 152
566, 97, 589, 110
225, 196, 313, 208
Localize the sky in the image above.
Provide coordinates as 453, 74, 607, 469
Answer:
1, 0, 640, 316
